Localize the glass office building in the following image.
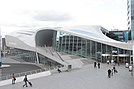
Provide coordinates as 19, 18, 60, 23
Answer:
108, 30, 128, 42
127, 0, 134, 40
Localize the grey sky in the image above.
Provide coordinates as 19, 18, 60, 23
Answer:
32, 11, 74, 21
0, 0, 127, 37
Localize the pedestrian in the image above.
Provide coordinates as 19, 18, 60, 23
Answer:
108, 69, 111, 78
94, 62, 97, 68
97, 62, 100, 68
23, 75, 28, 87
114, 60, 117, 65
12, 73, 16, 84
107, 60, 110, 64
113, 66, 118, 73
111, 68, 114, 76
117, 61, 120, 66
57, 68, 61, 73
111, 59, 114, 65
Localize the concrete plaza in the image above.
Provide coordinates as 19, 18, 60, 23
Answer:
0, 63, 134, 89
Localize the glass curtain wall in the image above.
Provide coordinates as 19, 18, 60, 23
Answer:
38, 54, 62, 69
9, 48, 63, 68
9, 48, 36, 63
127, 0, 134, 40
53, 31, 130, 63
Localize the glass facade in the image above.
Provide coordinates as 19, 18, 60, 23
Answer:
38, 53, 62, 69
9, 48, 62, 69
53, 31, 131, 63
9, 49, 37, 63
109, 31, 128, 42
6, 29, 132, 66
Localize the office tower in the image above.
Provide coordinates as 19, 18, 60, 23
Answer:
127, 0, 134, 40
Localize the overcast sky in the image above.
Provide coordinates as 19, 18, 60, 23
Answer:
0, 0, 127, 37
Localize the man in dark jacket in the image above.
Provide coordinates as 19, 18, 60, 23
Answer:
108, 69, 111, 78
23, 75, 28, 87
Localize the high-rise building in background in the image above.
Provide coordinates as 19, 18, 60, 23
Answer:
108, 30, 128, 42
127, 0, 134, 41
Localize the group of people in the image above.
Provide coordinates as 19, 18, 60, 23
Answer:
12, 74, 32, 87
107, 59, 119, 66
94, 62, 100, 68
107, 66, 118, 78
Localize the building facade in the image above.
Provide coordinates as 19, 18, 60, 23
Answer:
127, 0, 134, 40
108, 30, 128, 42
5, 26, 133, 68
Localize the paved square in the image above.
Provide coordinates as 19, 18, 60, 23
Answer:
0, 64, 134, 89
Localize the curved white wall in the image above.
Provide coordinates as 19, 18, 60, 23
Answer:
5, 25, 132, 51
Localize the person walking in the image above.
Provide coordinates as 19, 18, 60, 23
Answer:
94, 62, 97, 68
97, 62, 100, 68
108, 69, 111, 78
107, 60, 110, 64
111, 59, 114, 65
113, 66, 118, 74
111, 68, 114, 76
23, 75, 28, 87
57, 68, 61, 73
12, 73, 16, 84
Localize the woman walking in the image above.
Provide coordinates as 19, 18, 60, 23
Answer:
12, 73, 16, 84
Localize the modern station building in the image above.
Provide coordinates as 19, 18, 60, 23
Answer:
5, 25, 133, 68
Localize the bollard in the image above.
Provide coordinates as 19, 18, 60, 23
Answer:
68, 65, 72, 71
129, 65, 133, 76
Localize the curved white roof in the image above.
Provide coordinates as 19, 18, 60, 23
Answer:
58, 25, 132, 50
5, 25, 132, 51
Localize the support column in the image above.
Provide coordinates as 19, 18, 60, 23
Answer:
35, 47, 39, 64
101, 43, 102, 62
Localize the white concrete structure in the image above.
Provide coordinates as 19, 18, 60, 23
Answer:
5, 25, 133, 67
5, 26, 132, 50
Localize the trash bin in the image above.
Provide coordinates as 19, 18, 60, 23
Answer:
125, 63, 129, 68
68, 65, 72, 71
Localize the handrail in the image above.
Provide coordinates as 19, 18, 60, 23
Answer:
1, 64, 65, 81
1, 68, 47, 81
48, 47, 54, 56
55, 51, 64, 62
45, 47, 65, 62
48, 47, 69, 65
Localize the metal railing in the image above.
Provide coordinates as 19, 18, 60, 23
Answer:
1, 65, 62, 81
44, 47, 65, 62
1, 68, 47, 81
